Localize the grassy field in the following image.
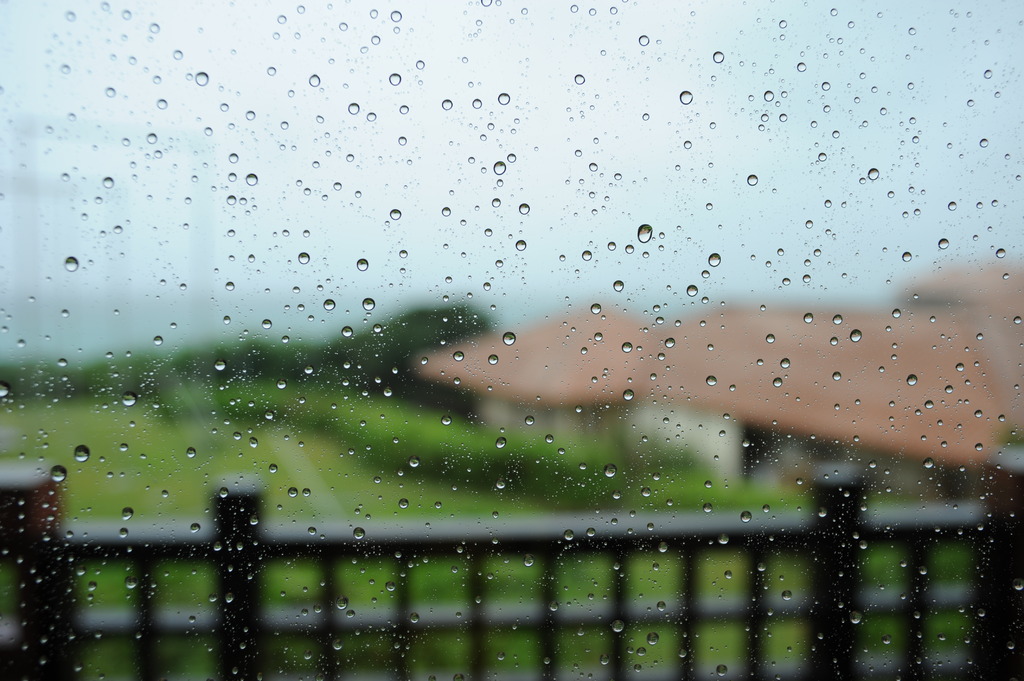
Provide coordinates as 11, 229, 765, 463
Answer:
0, 380, 807, 525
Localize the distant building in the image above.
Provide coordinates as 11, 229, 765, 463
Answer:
417, 268, 1022, 487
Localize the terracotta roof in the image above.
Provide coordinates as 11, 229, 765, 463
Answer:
417, 308, 665, 407
649, 305, 1006, 465
418, 269, 1022, 465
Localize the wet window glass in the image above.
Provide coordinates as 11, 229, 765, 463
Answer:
1, 3, 1022, 680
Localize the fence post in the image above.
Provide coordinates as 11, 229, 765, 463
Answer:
811, 464, 862, 681
0, 464, 72, 681
981, 446, 1024, 679
215, 485, 261, 681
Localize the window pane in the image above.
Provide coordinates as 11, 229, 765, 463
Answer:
1, 3, 1021, 680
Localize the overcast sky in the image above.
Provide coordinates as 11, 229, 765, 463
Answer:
1, 1, 1021, 360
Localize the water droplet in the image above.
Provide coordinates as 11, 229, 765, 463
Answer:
309, 74, 321, 87
495, 436, 506, 448
637, 224, 653, 243
518, 203, 530, 215
902, 251, 913, 262
515, 239, 527, 251
195, 72, 209, 86
245, 173, 258, 186
0, 381, 9, 398
51, 465, 67, 482
706, 376, 717, 386
389, 73, 402, 86
613, 280, 625, 292
487, 354, 499, 365
747, 174, 758, 186
524, 554, 535, 567
362, 298, 376, 311
850, 329, 862, 342
923, 457, 935, 469
493, 161, 506, 175
64, 257, 79, 272
122, 507, 134, 520
603, 464, 617, 478
122, 391, 138, 406
639, 35, 650, 46
574, 74, 586, 85
502, 332, 516, 345
591, 303, 602, 314
907, 374, 918, 386
679, 91, 694, 105
621, 342, 633, 353
623, 389, 634, 401
948, 201, 957, 211
323, 299, 336, 311
298, 252, 311, 264
646, 632, 659, 645
74, 444, 90, 463
441, 99, 453, 110
765, 333, 776, 344
453, 351, 464, 361
353, 527, 365, 539
708, 253, 721, 267
356, 258, 369, 271
713, 51, 725, 63
686, 284, 698, 297
938, 238, 949, 250
390, 208, 402, 220
611, 619, 625, 632
665, 337, 676, 348
348, 102, 360, 115
832, 371, 842, 381
740, 510, 752, 522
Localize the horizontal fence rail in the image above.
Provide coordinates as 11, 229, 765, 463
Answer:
1, 462, 1022, 681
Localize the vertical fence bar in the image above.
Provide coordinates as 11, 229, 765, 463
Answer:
610, 546, 626, 681
215, 488, 260, 681
811, 465, 862, 680
747, 544, 767, 681
322, 556, 342, 681
981, 446, 1024, 679
469, 553, 485, 681
0, 465, 72, 681
539, 550, 557, 681
678, 546, 694, 681
393, 551, 411, 681
136, 557, 157, 681
903, 541, 927, 681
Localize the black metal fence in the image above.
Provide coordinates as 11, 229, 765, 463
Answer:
1, 462, 1022, 681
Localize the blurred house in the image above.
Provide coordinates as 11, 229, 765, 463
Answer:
417, 267, 1022, 485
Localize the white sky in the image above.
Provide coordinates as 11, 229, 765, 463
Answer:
1, 0, 1021, 360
